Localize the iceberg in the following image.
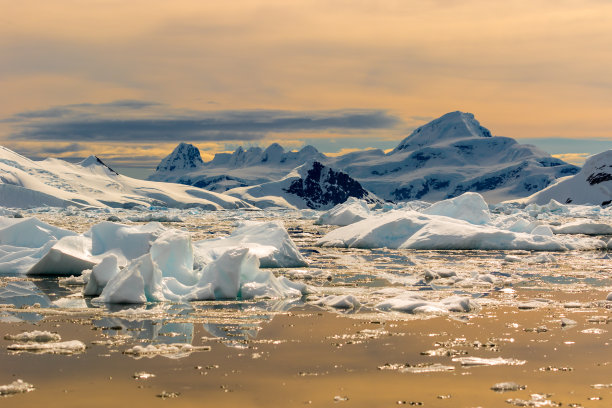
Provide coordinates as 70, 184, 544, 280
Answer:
317, 210, 606, 251
316, 197, 371, 226
0, 216, 309, 304
422, 192, 491, 225
194, 221, 308, 268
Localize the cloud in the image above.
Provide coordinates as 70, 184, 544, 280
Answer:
4, 101, 401, 142
552, 153, 591, 166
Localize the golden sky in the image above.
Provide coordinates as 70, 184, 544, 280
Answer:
2, 0, 612, 167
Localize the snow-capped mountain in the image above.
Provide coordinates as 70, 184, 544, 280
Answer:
0, 146, 252, 210
149, 143, 325, 191
150, 111, 579, 203
522, 150, 612, 206
155, 142, 204, 172
225, 161, 381, 209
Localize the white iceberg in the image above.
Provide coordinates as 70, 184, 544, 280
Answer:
552, 220, 612, 235
316, 197, 371, 226
317, 210, 606, 251
194, 221, 308, 268
422, 192, 491, 225
83, 255, 120, 296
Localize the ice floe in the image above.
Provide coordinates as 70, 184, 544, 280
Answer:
452, 356, 526, 366
4, 330, 61, 343
0, 379, 35, 396
123, 343, 211, 359
7, 340, 86, 354
375, 293, 477, 314
314, 294, 361, 309
551, 220, 612, 235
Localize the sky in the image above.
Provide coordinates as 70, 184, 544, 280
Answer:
2, 0, 612, 177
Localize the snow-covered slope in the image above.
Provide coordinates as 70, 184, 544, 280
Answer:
225, 161, 381, 209
0, 146, 252, 210
522, 150, 612, 206
149, 112, 579, 203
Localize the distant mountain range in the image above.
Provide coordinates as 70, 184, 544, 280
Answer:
150, 111, 579, 203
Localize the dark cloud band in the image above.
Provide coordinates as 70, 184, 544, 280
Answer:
6, 101, 401, 142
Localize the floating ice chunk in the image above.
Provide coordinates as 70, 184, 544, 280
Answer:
552, 220, 612, 235
517, 300, 549, 310
0, 379, 34, 396
376, 293, 477, 314
90, 221, 165, 264
7, 340, 86, 354
531, 225, 553, 237
452, 357, 526, 366
60, 270, 90, 286
314, 295, 361, 309
527, 253, 557, 264
0, 217, 75, 248
422, 192, 491, 225
0, 217, 79, 274
316, 197, 371, 226
84, 255, 120, 296
150, 230, 194, 285
491, 382, 526, 392
96, 253, 163, 304
27, 235, 94, 275
123, 343, 210, 359
317, 210, 605, 251
194, 221, 307, 268
378, 362, 455, 373
561, 318, 577, 327
4, 330, 61, 343
127, 213, 184, 223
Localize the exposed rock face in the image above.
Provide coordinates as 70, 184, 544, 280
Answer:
155, 143, 204, 172
283, 161, 377, 209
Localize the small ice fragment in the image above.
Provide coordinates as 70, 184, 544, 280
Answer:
581, 328, 607, 334
452, 357, 526, 366
378, 362, 455, 373
123, 343, 211, 359
7, 340, 86, 354
314, 295, 361, 309
157, 391, 180, 399
561, 318, 577, 327
517, 301, 547, 310
4, 330, 61, 343
333, 395, 349, 402
133, 371, 156, 380
591, 384, 612, 389
0, 379, 35, 396
491, 382, 526, 392
563, 302, 582, 309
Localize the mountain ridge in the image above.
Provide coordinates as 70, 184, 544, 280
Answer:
149, 111, 580, 203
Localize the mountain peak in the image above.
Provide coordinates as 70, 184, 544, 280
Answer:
393, 111, 492, 152
156, 143, 204, 172
79, 155, 118, 175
